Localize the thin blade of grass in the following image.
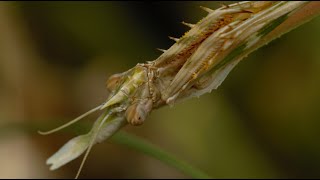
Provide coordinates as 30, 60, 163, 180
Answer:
111, 131, 212, 179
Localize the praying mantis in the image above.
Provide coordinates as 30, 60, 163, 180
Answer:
37, 1, 314, 178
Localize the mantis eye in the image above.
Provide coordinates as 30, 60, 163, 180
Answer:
106, 73, 125, 91
125, 99, 153, 126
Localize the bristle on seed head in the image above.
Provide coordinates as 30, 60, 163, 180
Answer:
156, 48, 166, 53
182, 21, 195, 28
168, 36, 179, 42
200, 6, 214, 13
219, 2, 229, 9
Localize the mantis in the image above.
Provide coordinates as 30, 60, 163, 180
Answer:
38, 1, 312, 178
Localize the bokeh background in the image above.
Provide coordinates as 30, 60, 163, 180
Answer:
0, 1, 319, 178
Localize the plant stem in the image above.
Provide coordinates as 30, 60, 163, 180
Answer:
111, 131, 212, 179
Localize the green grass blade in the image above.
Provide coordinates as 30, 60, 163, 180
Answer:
111, 131, 212, 179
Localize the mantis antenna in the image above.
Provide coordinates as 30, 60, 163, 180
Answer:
38, 104, 103, 135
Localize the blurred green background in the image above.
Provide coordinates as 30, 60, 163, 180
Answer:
0, 1, 319, 178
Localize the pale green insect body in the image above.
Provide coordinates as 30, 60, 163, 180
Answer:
100, 65, 148, 109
